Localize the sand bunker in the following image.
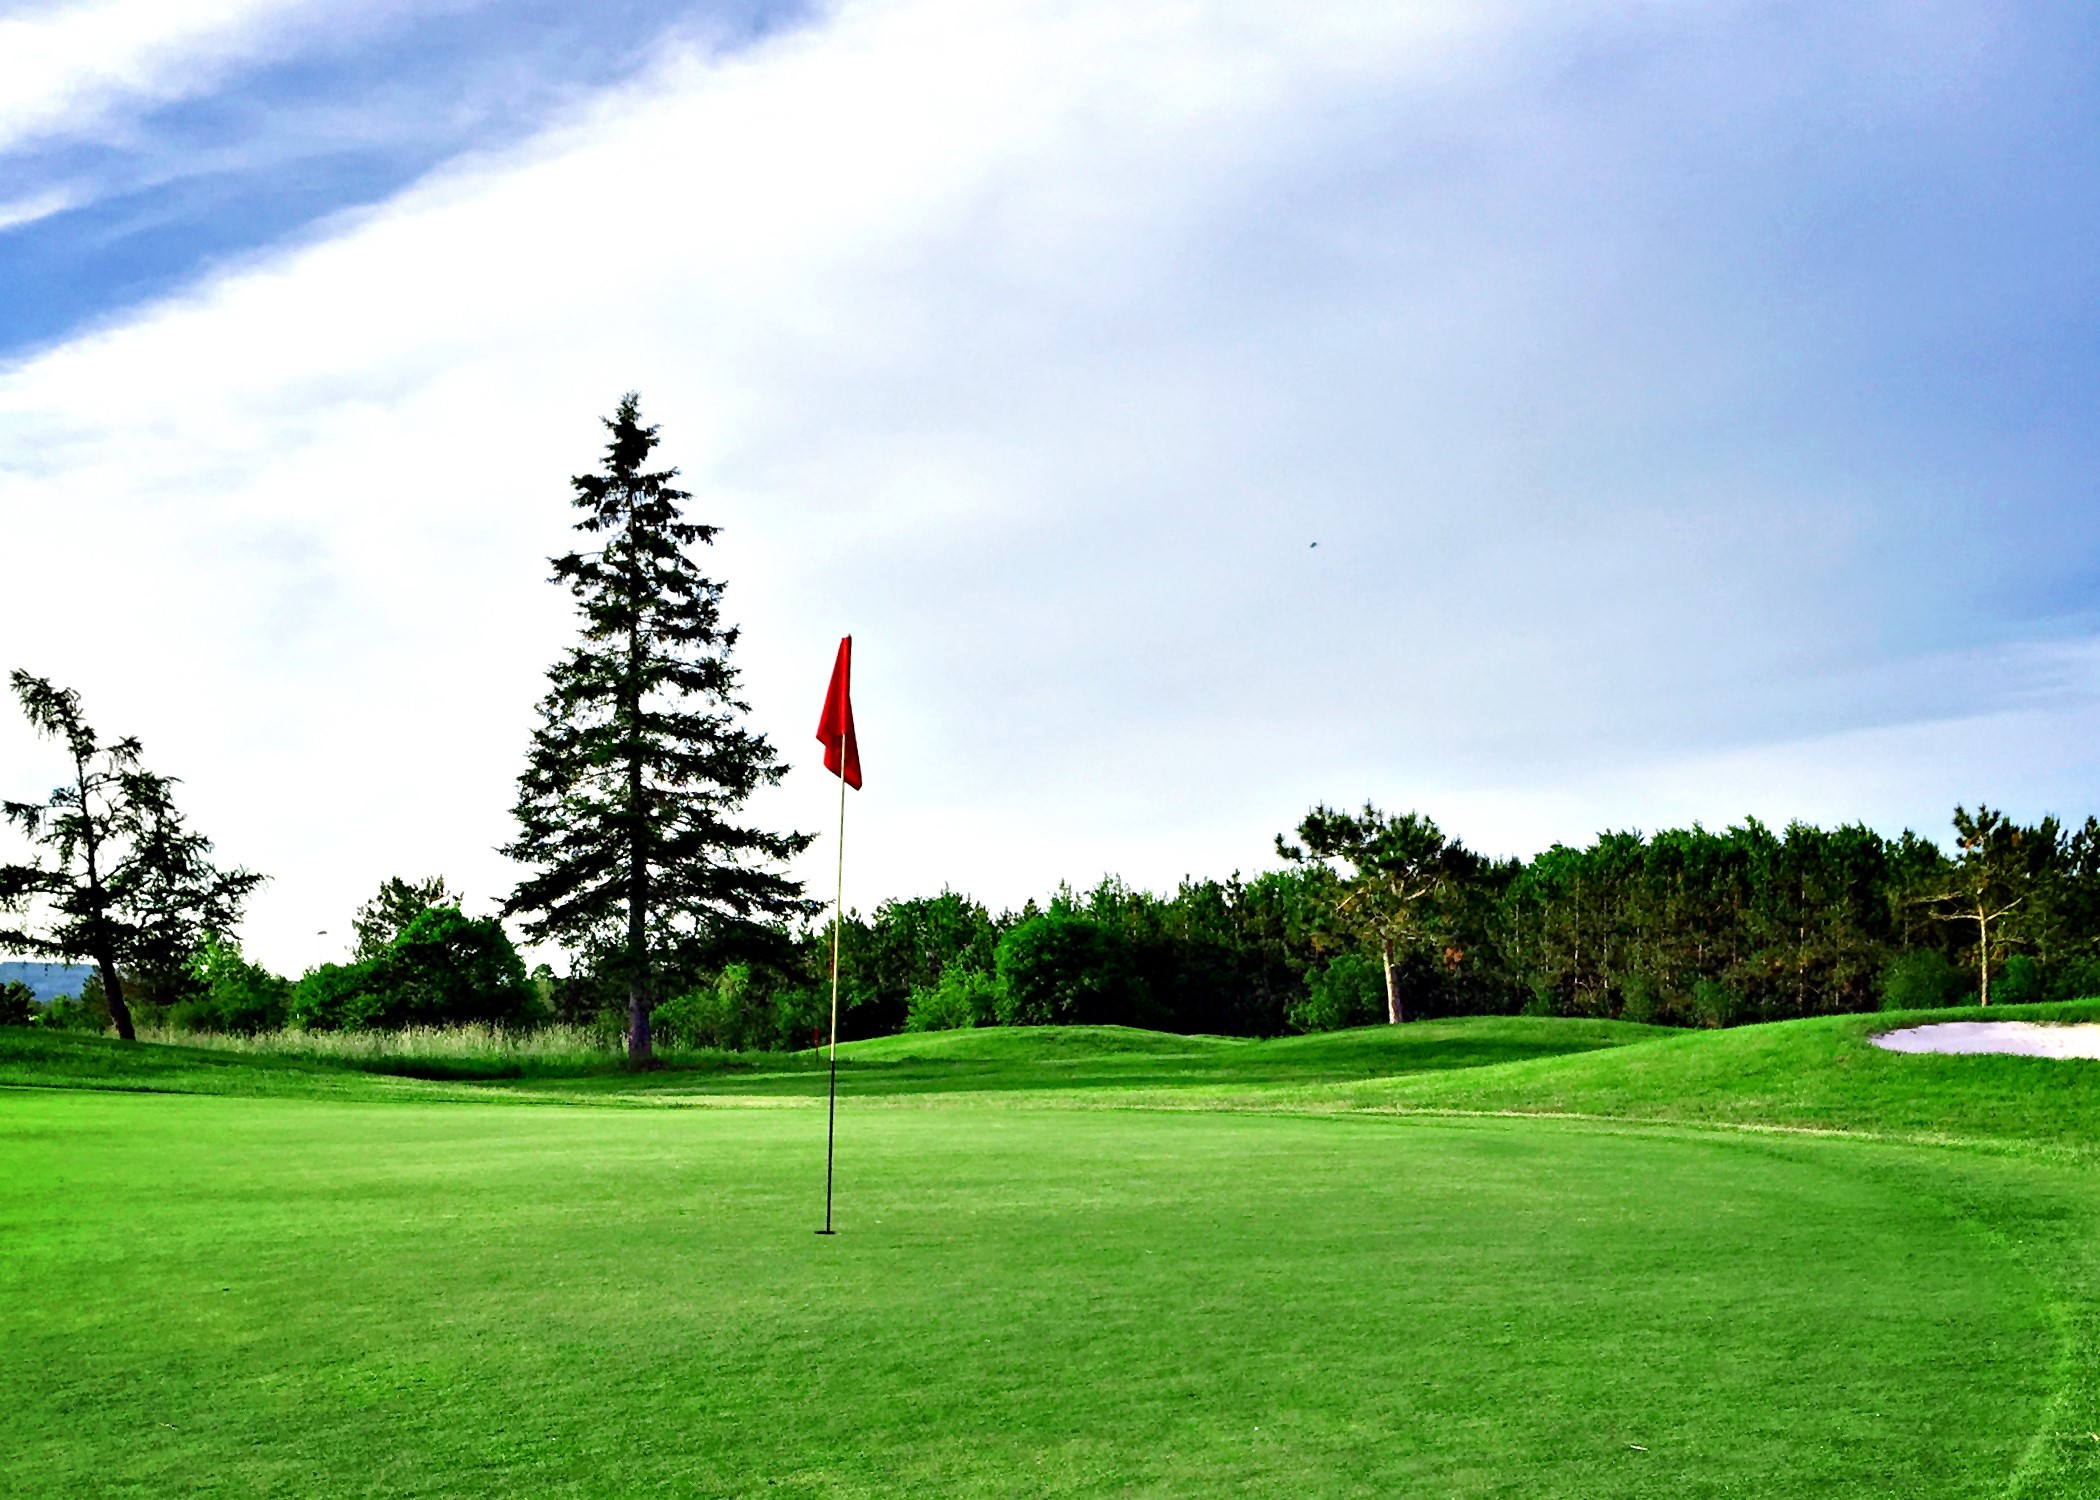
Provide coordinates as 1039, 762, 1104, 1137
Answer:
1872, 1021, 2100, 1059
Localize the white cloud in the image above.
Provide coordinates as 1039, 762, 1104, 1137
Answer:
1, 0, 2088, 971
0, 0, 355, 153
0, 185, 79, 230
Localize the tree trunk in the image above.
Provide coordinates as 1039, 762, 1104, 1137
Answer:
627, 797, 654, 1067
626, 958, 651, 1064
623, 610, 656, 1067
1382, 937, 1402, 1025
73, 748, 134, 1042
1977, 906, 1990, 1007
94, 953, 134, 1041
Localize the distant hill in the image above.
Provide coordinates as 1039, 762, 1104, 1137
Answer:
0, 961, 95, 1003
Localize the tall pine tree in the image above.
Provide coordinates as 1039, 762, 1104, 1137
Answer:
1276, 804, 1476, 1025
504, 394, 812, 1065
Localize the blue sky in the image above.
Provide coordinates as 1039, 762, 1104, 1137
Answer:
0, 0, 803, 352
2, 0, 2099, 970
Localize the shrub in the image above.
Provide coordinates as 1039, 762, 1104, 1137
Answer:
1878, 949, 1969, 1012
904, 967, 1002, 1031
1690, 978, 1743, 1028
651, 964, 831, 1051
289, 962, 381, 1031
169, 936, 290, 1034
653, 965, 751, 1050
1287, 953, 1386, 1032
52, 975, 114, 1032
1619, 972, 1669, 1025
375, 907, 536, 1028
291, 907, 535, 1030
38, 995, 103, 1031
2052, 956, 2100, 1002
767, 985, 830, 1051
0, 980, 33, 1027
993, 914, 1144, 1026
1995, 953, 2043, 1006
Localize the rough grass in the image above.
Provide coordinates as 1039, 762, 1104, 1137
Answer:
128, 1021, 758, 1077
3, 1025, 763, 1090
132, 1020, 625, 1065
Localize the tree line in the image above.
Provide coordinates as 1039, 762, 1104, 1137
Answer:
6, 395, 2096, 1055
628, 798, 2100, 1045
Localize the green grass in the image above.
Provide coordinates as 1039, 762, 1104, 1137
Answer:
0, 1016, 1666, 1102
542, 1017, 1671, 1101
6, 1008, 2100, 1496
1335, 999, 2100, 1154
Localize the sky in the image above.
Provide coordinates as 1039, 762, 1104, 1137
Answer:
2, 0, 2098, 973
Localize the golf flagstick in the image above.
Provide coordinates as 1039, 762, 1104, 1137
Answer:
814, 636, 861, 1235
822, 743, 843, 1234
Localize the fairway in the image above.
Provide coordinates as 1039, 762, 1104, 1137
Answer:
0, 1067, 2076, 1498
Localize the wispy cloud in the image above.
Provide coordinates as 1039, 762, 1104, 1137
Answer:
0, 185, 77, 231
0, 1, 805, 356
0, 0, 332, 152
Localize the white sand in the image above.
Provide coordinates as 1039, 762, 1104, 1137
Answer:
1871, 1021, 2100, 1059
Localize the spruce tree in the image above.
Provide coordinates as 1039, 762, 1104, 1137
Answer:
503, 394, 812, 1065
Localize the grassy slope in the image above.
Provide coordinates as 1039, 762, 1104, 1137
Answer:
831, 1016, 1662, 1069
0, 1028, 771, 1097
527, 1017, 1672, 1101
10, 1006, 2100, 1141
1331, 1000, 2100, 1152
0, 1017, 1665, 1102
0, 1028, 442, 1098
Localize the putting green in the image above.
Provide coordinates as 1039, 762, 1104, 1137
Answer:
0, 1090, 2061, 1497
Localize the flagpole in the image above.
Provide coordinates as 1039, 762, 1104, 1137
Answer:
820, 735, 845, 1235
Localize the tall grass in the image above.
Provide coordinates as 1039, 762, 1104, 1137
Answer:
134, 1022, 616, 1063
117, 1022, 763, 1078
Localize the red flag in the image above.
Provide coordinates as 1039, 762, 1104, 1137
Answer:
816, 636, 862, 789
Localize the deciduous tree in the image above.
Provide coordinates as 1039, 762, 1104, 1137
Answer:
353, 875, 458, 961
0, 673, 261, 1040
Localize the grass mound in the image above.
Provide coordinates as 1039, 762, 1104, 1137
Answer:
0, 1027, 418, 1098
835, 1015, 1661, 1069
1339, 999, 2100, 1152
832, 1023, 1250, 1061
1251, 1013, 1663, 1068
553, 1014, 1668, 1101
0, 1015, 1669, 1102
